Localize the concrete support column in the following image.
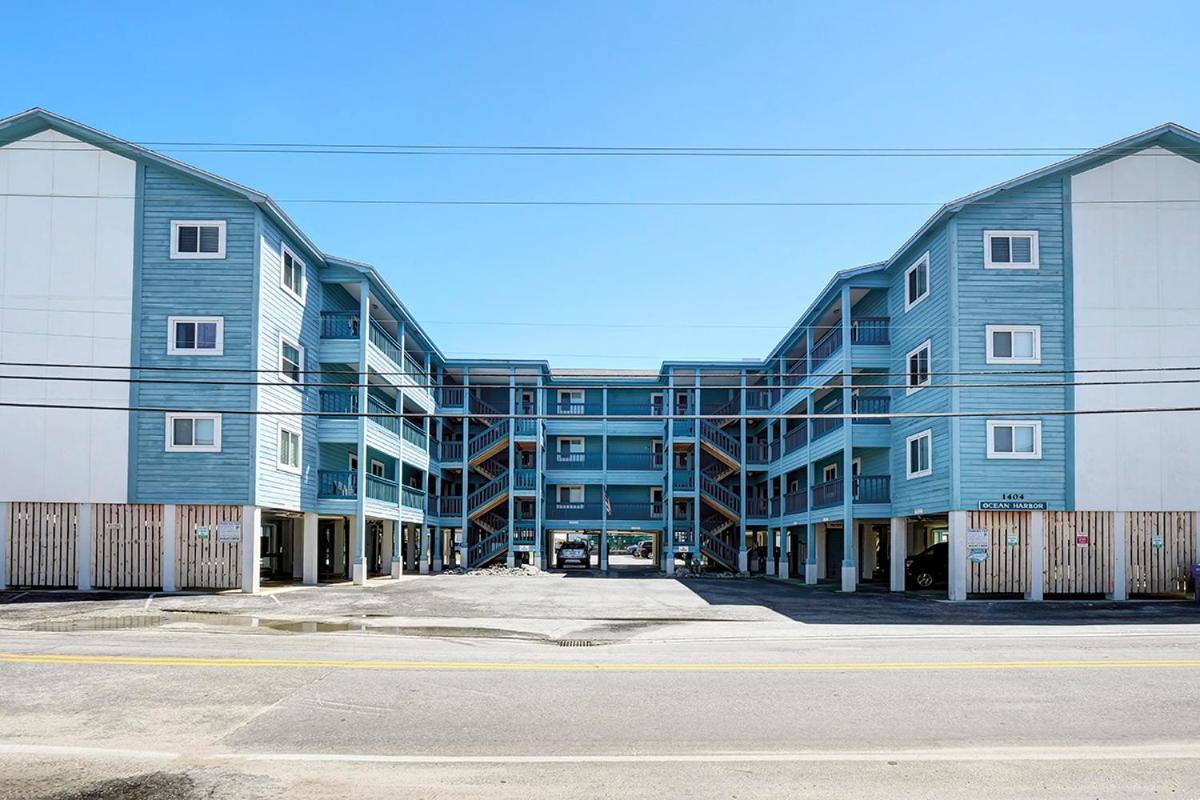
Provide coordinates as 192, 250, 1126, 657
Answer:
778, 527, 790, 579
381, 519, 396, 577
392, 522, 404, 578
302, 512, 318, 585
1109, 511, 1128, 601
948, 510, 967, 601
161, 505, 177, 592
889, 516, 906, 592
241, 505, 262, 594
806, 523, 818, 584
1026, 511, 1045, 601
75, 503, 93, 591
841, 520, 857, 593
420, 524, 431, 574
0, 502, 7, 590
350, 514, 367, 585
765, 528, 777, 576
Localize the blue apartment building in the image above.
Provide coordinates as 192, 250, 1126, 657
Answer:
1, 109, 1198, 600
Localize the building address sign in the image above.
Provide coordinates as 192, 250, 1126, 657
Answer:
979, 494, 1046, 511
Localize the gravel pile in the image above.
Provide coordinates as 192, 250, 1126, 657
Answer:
447, 563, 545, 577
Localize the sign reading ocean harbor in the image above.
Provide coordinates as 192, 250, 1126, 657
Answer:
978, 500, 1047, 511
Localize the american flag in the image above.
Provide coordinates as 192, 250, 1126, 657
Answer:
603, 488, 612, 516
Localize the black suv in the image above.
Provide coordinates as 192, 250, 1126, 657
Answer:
905, 541, 948, 589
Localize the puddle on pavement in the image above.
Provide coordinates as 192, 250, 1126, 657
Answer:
29, 613, 549, 640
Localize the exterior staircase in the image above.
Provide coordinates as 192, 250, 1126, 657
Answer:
699, 523, 738, 571
699, 420, 740, 471
467, 525, 509, 568
468, 473, 509, 518
468, 419, 510, 467
699, 474, 740, 520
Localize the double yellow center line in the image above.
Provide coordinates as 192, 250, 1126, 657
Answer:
4, 652, 1200, 672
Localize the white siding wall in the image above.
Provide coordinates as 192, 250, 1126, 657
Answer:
0, 130, 136, 502
1071, 146, 1200, 511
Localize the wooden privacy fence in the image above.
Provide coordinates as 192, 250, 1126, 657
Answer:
92, 504, 163, 590
1044, 512, 1113, 595
1127, 512, 1196, 595
6, 502, 79, 588
176, 505, 242, 590
965, 511, 1030, 595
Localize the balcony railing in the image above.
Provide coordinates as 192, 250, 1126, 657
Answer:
439, 496, 462, 517
401, 485, 425, 510
852, 394, 890, 423
513, 468, 537, 491
402, 419, 428, 450
549, 452, 602, 470
319, 389, 358, 415
513, 526, 537, 545
672, 419, 695, 437
546, 502, 603, 520
850, 316, 890, 346
811, 410, 844, 440
367, 474, 399, 504
608, 401, 665, 417
769, 438, 782, 461
553, 401, 602, 416
811, 327, 843, 368
746, 442, 770, 465
783, 425, 808, 453
786, 357, 807, 377
746, 389, 772, 411
746, 497, 769, 517
672, 471, 694, 491
514, 418, 537, 436
811, 478, 842, 509
439, 441, 462, 463
606, 452, 664, 471
404, 350, 425, 381
438, 386, 465, 408
318, 470, 357, 499
783, 489, 808, 515
319, 310, 360, 339
854, 475, 891, 504
608, 502, 664, 520
367, 395, 400, 437
368, 319, 403, 368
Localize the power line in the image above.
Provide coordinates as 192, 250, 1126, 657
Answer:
1, 399, 1197, 423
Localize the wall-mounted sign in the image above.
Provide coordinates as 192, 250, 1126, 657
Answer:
968, 549, 989, 563
513, 544, 535, 553
979, 501, 1047, 511
217, 521, 241, 542
1151, 534, 1165, 549
196, 526, 210, 541
966, 528, 990, 548
1006, 531, 1020, 547
672, 544, 691, 553
1076, 533, 1090, 546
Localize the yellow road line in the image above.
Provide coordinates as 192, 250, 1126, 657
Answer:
3, 652, 1200, 672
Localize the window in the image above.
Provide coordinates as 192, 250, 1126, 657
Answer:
165, 413, 221, 452
279, 336, 304, 382
985, 231, 1039, 270
557, 485, 584, 504
370, 459, 386, 478
170, 221, 225, 259
987, 420, 1042, 459
557, 437, 585, 461
650, 487, 663, 504
986, 325, 1041, 364
277, 425, 301, 473
904, 252, 930, 310
906, 340, 932, 394
822, 464, 838, 482
674, 451, 689, 470
906, 430, 932, 478
650, 392, 664, 415
280, 244, 305, 300
167, 316, 223, 355
852, 457, 862, 477
558, 389, 584, 413
349, 454, 358, 471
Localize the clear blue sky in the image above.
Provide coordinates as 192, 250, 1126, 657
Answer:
4, 1, 1198, 368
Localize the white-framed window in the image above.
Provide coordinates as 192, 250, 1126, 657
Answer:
906, 429, 932, 479
906, 340, 932, 394
170, 220, 225, 259
557, 485, 584, 504
277, 423, 302, 474
167, 316, 223, 355
165, 413, 221, 452
279, 335, 304, 382
349, 454, 358, 471
280, 243, 306, 301
987, 420, 1042, 459
558, 389, 584, 413
557, 437, 585, 461
904, 252, 930, 311
370, 459, 386, 478
985, 230, 1039, 270
986, 325, 1041, 364
852, 457, 862, 477
650, 391, 664, 415
822, 464, 838, 482
674, 451, 689, 469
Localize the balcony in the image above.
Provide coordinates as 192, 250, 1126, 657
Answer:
608, 502, 664, 520
850, 316, 890, 346
811, 327, 843, 369
746, 497, 769, 517
318, 470, 357, 499
811, 476, 891, 508
548, 452, 602, 470
401, 485, 425, 510
784, 425, 808, 453
746, 442, 771, 466
851, 394, 890, 423
811, 410, 844, 441
672, 419, 695, 438
368, 396, 401, 437
439, 441, 463, 463
402, 419, 428, 450
513, 468, 537, 492
546, 502, 603, 520
746, 389, 773, 412
438, 386, 465, 410
367, 474, 399, 504
607, 452, 664, 471
514, 417, 537, 436
438, 496, 462, 517
319, 310, 360, 340
608, 401, 667, 417
783, 489, 808, 515
553, 401, 600, 417
672, 471, 695, 491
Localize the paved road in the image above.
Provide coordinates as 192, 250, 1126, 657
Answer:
1, 578, 1199, 798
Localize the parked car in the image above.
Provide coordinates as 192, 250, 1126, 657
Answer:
556, 540, 591, 569
636, 540, 654, 559
905, 541, 948, 589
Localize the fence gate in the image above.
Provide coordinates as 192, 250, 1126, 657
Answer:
176, 505, 243, 590
92, 504, 163, 589
965, 511, 1030, 595
1127, 512, 1196, 595
6, 502, 79, 588
1044, 512, 1113, 595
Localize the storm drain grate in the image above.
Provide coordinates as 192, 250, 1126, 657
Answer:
555, 639, 598, 647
